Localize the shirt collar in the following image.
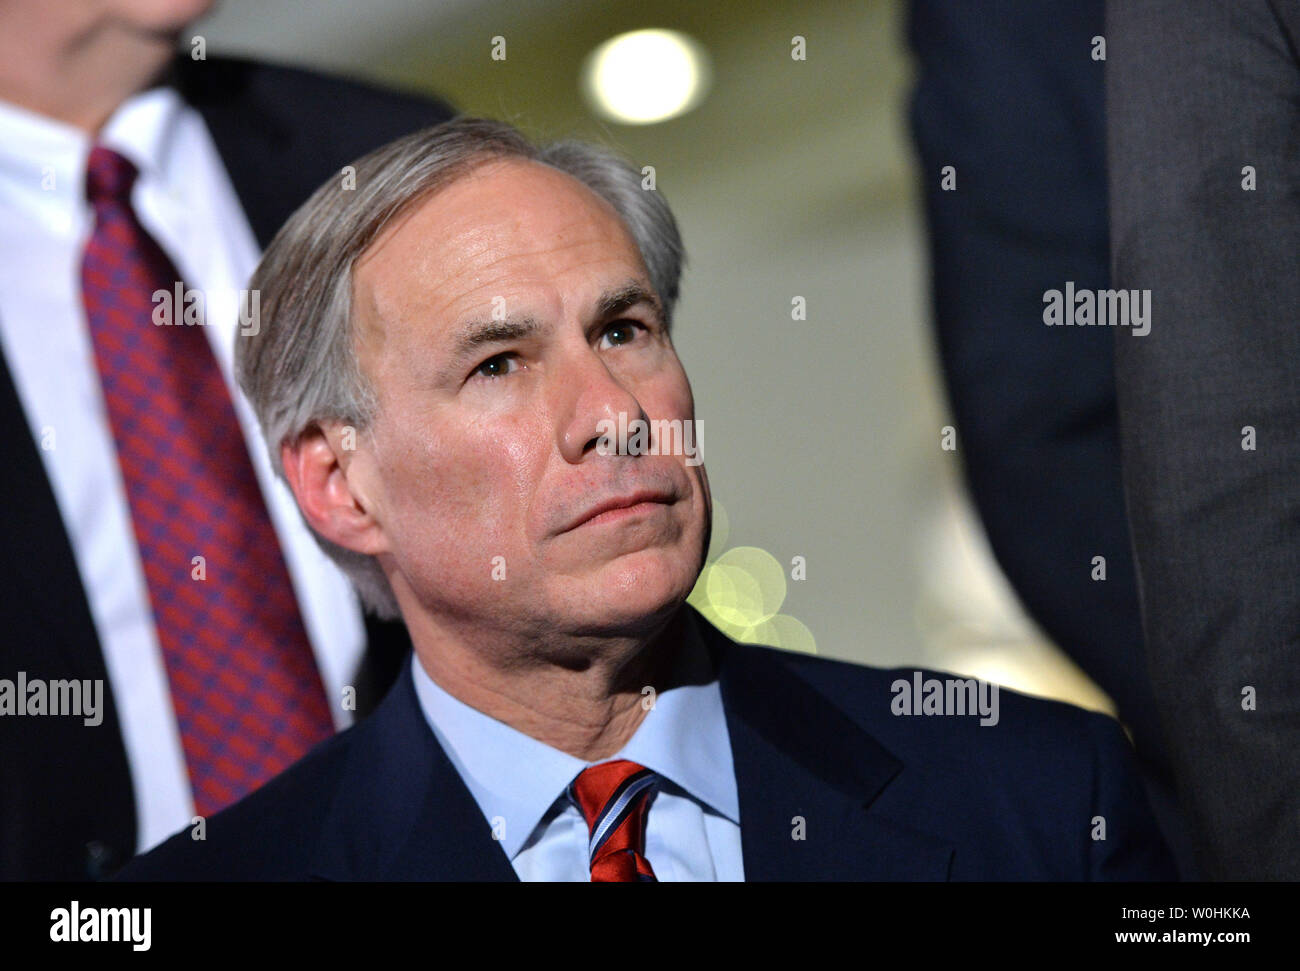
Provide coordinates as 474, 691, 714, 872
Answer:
0, 83, 185, 227
410, 608, 739, 860
99, 83, 186, 185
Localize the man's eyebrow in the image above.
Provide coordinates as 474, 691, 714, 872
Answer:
448, 316, 543, 362
597, 282, 664, 323
439, 282, 663, 379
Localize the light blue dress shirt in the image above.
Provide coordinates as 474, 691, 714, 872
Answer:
410, 612, 744, 881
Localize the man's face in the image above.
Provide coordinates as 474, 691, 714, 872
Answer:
348, 158, 710, 641
2, 0, 214, 37
84, 0, 215, 32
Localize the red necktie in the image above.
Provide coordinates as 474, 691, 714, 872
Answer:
568, 760, 659, 881
79, 144, 334, 817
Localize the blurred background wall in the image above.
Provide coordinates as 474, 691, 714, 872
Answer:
192, 0, 1114, 715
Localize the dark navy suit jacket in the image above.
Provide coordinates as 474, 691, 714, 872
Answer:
118, 610, 1177, 881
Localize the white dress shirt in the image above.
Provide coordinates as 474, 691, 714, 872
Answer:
0, 88, 366, 853
411, 611, 745, 881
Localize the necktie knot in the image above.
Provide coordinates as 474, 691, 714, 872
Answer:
85, 145, 138, 205
568, 759, 659, 882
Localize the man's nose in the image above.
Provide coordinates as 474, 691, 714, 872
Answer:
555, 343, 647, 464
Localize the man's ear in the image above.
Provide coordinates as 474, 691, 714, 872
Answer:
280, 422, 389, 556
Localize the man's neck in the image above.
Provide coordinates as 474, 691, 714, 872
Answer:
0, 8, 176, 133
410, 608, 693, 762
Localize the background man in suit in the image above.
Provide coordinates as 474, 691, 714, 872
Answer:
1107, 0, 1300, 880
906, 0, 1194, 878
121, 118, 1176, 881
0, 0, 452, 879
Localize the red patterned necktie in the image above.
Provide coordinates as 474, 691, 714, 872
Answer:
79, 144, 334, 817
568, 759, 660, 882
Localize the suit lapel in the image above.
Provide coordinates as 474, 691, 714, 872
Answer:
167, 55, 456, 252
167, 56, 297, 249
0, 351, 138, 869
0, 354, 109, 682
307, 610, 952, 881
307, 659, 518, 881
707, 619, 954, 880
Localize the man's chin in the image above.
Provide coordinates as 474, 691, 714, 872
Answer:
556, 558, 699, 635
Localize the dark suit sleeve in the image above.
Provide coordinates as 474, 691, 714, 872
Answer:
1084, 713, 1178, 880
906, 1, 1170, 782
1107, 0, 1300, 880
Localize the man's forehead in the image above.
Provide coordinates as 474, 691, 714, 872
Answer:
358, 157, 629, 277
353, 158, 649, 345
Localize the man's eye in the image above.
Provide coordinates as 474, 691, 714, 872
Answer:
472, 353, 517, 380
599, 321, 645, 348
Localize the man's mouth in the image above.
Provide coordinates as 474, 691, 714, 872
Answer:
564, 489, 676, 532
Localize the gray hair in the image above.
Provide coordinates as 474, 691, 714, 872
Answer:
235, 117, 687, 619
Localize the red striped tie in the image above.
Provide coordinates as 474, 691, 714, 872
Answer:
568, 760, 659, 882
79, 144, 334, 817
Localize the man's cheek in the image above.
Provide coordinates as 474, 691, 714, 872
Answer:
400, 460, 520, 555
646, 375, 695, 421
